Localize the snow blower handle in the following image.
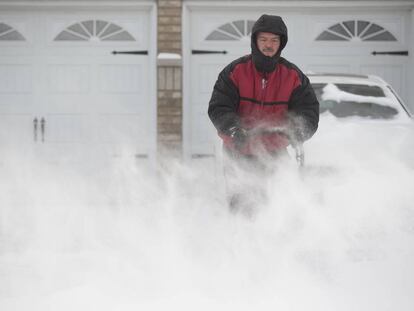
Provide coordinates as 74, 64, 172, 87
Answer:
247, 126, 305, 167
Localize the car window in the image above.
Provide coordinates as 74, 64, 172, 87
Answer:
311, 83, 399, 119
335, 84, 385, 97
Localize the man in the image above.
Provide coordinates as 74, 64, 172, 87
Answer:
208, 14, 319, 213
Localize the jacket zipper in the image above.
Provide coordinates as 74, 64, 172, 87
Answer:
261, 74, 267, 107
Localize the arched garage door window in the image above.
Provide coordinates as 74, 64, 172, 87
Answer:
0, 22, 25, 41
316, 20, 397, 42
206, 20, 255, 41
54, 20, 136, 41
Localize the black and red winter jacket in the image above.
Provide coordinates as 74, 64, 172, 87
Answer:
208, 14, 319, 155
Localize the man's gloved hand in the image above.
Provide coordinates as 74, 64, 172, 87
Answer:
287, 116, 306, 145
228, 126, 248, 151
291, 127, 305, 144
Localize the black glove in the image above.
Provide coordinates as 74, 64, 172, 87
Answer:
287, 116, 306, 144
292, 127, 305, 144
228, 127, 248, 151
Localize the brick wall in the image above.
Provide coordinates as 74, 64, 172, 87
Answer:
157, 0, 183, 156
157, 65, 182, 154
158, 0, 182, 55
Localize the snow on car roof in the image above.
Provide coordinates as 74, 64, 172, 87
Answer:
307, 72, 369, 79
307, 73, 387, 86
307, 73, 412, 120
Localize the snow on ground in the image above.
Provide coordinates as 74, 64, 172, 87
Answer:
1, 116, 414, 311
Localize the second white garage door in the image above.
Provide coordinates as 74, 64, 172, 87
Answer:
183, 4, 411, 158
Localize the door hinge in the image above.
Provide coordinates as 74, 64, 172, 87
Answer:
112, 50, 148, 55
371, 51, 408, 56
192, 50, 227, 55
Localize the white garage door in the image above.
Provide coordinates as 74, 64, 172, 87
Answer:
183, 5, 411, 158
0, 7, 156, 162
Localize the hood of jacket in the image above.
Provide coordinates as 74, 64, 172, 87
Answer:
251, 14, 288, 73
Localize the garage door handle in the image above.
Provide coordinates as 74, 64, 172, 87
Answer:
192, 50, 227, 55
371, 50, 408, 56
40, 117, 45, 143
33, 118, 38, 142
111, 50, 148, 55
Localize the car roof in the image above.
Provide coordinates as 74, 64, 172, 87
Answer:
307, 72, 388, 86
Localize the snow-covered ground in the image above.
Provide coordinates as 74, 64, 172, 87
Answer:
1, 115, 414, 311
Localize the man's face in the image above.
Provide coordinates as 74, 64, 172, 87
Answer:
256, 32, 281, 57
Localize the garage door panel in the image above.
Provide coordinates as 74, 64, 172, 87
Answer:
190, 102, 216, 154
95, 95, 146, 114
99, 64, 144, 94
193, 60, 234, 95
0, 114, 34, 147
191, 116, 215, 154
191, 115, 213, 144
197, 64, 220, 94
48, 64, 90, 94
0, 95, 34, 113
45, 94, 92, 114
0, 64, 33, 94
97, 114, 147, 143
96, 114, 151, 157
45, 114, 89, 143
0, 61, 34, 120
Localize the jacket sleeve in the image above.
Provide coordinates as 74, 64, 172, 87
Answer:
288, 72, 320, 141
208, 64, 241, 135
